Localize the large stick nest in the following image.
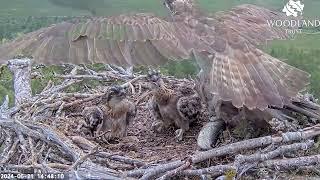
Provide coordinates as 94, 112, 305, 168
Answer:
0, 64, 320, 179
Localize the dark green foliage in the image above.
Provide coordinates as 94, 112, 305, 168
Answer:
31, 65, 65, 95
160, 60, 200, 78
0, 16, 72, 41
266, 47, 320, 98
48, 0, 106, 16
0, 66, 14, 106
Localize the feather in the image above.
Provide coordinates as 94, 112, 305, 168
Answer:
0, 3, 310, 111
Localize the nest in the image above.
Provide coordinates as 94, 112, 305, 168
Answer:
0, 62, 320, 179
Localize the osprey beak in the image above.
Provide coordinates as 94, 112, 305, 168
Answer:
163, 0, 174, 13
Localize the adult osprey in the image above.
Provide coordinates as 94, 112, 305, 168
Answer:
0, 0, 310, 111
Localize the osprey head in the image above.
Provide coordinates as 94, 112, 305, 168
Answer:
147, 69, 164, 89
162, 0, 194, 15
147, 69, 161, 82
106, 85, 126, 102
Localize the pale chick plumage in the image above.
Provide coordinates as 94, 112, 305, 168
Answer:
147, 70, 203, 141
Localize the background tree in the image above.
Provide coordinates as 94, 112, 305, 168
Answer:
48, 0, 108, 16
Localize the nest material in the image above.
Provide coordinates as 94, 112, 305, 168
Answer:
0, 64, 320, 179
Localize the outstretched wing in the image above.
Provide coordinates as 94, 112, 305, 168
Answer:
0, 14, 208, 65
195, 5, 310, 110
0, 4, 310, 110
214, 4, 298, 46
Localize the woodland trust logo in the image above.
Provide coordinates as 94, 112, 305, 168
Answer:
267, 0, 320, 35
282, 0, 304, 17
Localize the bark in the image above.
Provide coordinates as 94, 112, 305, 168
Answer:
0, 95, 9, 118
7, 59, 32, 106
192, 124, 320, 164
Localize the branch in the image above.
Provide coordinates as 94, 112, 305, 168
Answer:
157, 161, 191, 180
259, 154, 320, 169
126, 160, 184, 179
0, 118, 81, 161
192, 124, 320, 163
181, 165, 236, 177
7, 58, 32, 106
234, 140, 315, 165
70, 146, 99, 170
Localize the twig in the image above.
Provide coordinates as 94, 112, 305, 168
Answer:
135, 91, 152, 105
121, 75, 146, 88
70, 136, 98, 151
298, 166, 320, 176
63, 94, 103, 109
70, 146, 99, 170
286, 103, 320, 120
85, 130, 110, 141
28, 137, 37, 165
157, 161, 191, 180
55, 102, 65, 117
0, 139, 19, 164
44, 147, 52, 162
17, 131, 28, 155
126, 160, 184, 179
56, 74, 109, 80
0, 131, 14, 163
0, 118, 81, 161
181, 165, 236, 177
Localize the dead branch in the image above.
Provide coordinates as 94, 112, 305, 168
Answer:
177, 141, 316, 178
28, 137, 37, 165
70, 136, 98, 151
39, 79, 82, 97
17, 131, 28, 155
70, 146, 99, 170
7, 58, 32, 105
192, 124, 320, 164
56, 74, 110, 80
0, 95, 9, 118
0, 131, 14, 163
258, 154, 320, 170
121, 75, 147, 89
298, 165, 320, 176
181, 165, 236, 177
126, 160, 185, 179
0, 119, 81, 161
234, 140, 315, 165
287, 103, 320, 120
157, 161, 191, 180
0, 139, 19, 164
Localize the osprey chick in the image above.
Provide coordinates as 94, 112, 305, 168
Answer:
147, 70, 203, 141
97, 85, 137, 139
80, 106, 104, 137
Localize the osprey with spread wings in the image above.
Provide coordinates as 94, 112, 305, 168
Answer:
0, 0, 310, 112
